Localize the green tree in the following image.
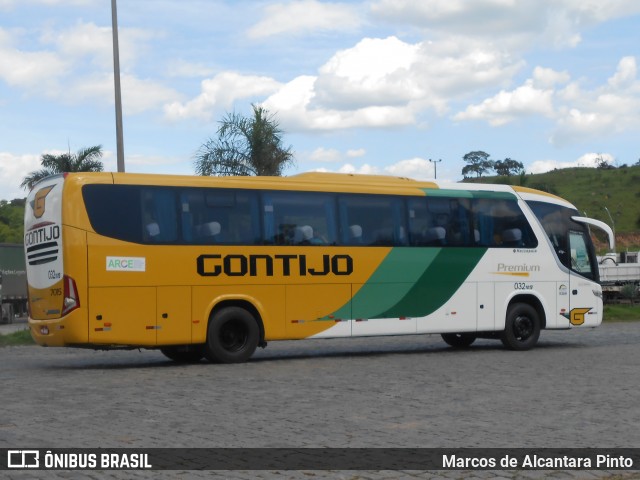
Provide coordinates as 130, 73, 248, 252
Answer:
0, 199, 26, 243
195, 104, 295, 177
494, 158, 524, 176
462, 151, 493, 178
21, 145, 104, 190
596, 154, 614, 170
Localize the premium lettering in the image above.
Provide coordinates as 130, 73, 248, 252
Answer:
497, 263, 540, 272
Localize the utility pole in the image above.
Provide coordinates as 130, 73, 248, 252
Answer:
111, 0, 125, 172
429, 158, 442, 179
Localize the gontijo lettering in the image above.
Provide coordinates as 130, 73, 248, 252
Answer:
197, 253, 353, 277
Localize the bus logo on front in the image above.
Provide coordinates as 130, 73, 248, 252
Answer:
31, 185, 54, 219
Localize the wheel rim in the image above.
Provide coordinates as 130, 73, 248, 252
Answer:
220, 319, 248, 352
513, 314, 534, 341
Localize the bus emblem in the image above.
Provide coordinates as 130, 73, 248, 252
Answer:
569, 307, 591, 325
31, 185, 54, 219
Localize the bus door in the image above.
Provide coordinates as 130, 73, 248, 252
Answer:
568, 229, 600, 327
156, 286, 192, 344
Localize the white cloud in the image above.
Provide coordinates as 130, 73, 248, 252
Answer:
247, 0, 362, 39
455, 56, 640, 141
0, 23, 175, 113
313, 36, 423, 109
261, 35, 523, 131
551, 56, 640, 144
347, 148, 366, 158
531, 66, 571, 89
309, 147, 341, 163
0, 152, 42, 199
383, 157, 434, 179
0, 28, 69, 93
337, 163, 380, 175
528, 152, 615, 174
312, 157, 437, 180
370, 0, 640, 49
164, 72, 282, 122
454, 82, 556, 126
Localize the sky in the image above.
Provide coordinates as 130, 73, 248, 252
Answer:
1, 0, 640, 200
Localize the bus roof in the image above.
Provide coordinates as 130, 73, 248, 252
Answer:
60, 171, 576, 207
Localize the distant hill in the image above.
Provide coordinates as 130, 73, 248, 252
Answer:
463, 165, 640, 251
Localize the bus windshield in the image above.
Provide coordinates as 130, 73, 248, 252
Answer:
526, 201, 599, 282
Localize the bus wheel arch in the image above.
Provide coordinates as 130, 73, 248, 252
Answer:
205, 301, 264, 363
501, 295, 545, 350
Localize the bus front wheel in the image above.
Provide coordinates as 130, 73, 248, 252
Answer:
501, 303, 540, 350
205, 307, 259, 363
441, 333, 476, 348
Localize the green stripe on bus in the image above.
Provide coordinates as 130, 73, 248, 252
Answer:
329, 247, 487, 321
328, 248, 439, 320
424, 189, 516, 200
375, 247, 487, 318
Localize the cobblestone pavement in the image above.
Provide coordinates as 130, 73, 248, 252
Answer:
1, 322, 639, 479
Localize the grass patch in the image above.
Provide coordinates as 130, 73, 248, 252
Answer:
0, 329, 34, 346
604, 304, 640, 322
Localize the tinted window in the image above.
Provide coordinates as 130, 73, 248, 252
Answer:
180, 189, 259, 244
339, 195, 407, 246
84, 185, 151, 243
473, 198, 537, 248
84, 185, 258, 245
262, 191, 337, 245
408, 197, 473, 246
408, 195, 535, 248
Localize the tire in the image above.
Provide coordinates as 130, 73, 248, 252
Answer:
500, 303, 541, 350
205, 307, 259, 364
160, 345, 204, 363
441, 332, 476, 348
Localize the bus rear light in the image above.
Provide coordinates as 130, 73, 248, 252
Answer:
40, 326, 49, 335
62, 275, 80, 316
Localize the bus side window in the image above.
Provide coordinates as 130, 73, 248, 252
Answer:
180, 189, 259, 245
339, 195, 406, 246
473, 199, 537, 248
262, 191, 337, 246
142, 189, 177, 243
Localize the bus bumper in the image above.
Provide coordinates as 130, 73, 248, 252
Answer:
29, 318, 68, 346
28, 310, 88, 347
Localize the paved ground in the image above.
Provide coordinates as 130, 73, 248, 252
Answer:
1, 322, 639, 479
0, 317, 28, 335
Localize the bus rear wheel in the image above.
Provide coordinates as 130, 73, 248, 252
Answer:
501, 303, 540, 350
205, 307, 259, 364
441, 333, 476, 348
160, 345, 204, 363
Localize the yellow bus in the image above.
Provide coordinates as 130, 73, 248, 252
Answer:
24, 172, 613, 363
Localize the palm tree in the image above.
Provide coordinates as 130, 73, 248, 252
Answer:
195, 104, 295, 177
21, 145, 104, 190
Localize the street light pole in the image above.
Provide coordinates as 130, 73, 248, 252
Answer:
604, 206, 616, 249
429, 158, 442, 179
111, 0, 125, 172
